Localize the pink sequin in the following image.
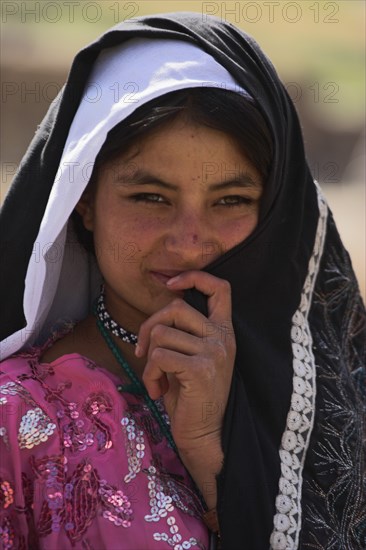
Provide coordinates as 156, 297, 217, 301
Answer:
0, 348, 209, 549
0, 480, 14, 509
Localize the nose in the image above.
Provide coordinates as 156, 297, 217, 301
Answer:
164, 210, 221, 266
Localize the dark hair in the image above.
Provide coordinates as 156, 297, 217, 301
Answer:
73, 87, 273, 253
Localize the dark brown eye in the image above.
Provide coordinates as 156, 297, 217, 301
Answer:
216, 196, 254, 207
130, 193, 168, 204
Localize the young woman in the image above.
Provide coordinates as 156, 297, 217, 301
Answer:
0, 12, 365, 550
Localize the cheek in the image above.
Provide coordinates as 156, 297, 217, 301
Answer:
132, 215, 167, 234
221, 214, 259, 250
92, 206, 166, 255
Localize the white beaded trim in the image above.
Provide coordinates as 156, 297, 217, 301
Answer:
270, 184, 328, 550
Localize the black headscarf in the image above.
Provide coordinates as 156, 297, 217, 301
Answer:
1, 12, 365, 549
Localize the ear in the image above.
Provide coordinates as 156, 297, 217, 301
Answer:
75, 192, 94, 231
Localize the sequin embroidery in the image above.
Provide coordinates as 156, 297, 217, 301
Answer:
0, 395, 9, 449
55, 392, 114, 454
0, 516, 16, 550
0, 349, 209, 548
145, 466, 201, 549
18, 408, 56, 449
0, 480, 14, 509
32, 455, 132, 541
0, 381, 34, 403
99, 479, 133, 527
121, 413, 146, 483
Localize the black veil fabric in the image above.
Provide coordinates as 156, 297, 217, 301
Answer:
0, 13, 316, 340
1, 13, 365, 549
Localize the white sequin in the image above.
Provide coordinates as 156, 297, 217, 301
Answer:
18, 408, 56, 449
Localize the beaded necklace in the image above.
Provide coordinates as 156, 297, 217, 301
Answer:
93, 293, 177, 454
95, 287, 138, 345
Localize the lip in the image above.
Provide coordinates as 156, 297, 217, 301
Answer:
149, 270, 183, 285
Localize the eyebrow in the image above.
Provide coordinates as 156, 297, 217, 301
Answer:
114, 169, 261, 191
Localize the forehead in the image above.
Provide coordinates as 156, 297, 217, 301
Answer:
97, 119, 262, 192
103, 118, 254, 171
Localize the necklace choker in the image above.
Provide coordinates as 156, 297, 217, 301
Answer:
95, 287, 138, 345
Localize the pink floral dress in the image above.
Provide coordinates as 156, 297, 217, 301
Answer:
0, 343, 209, 549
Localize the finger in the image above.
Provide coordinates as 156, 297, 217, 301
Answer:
147, 324, 203, 358
143, 347, 194, 399
136, 299, 207, 357
166, 270, 232, 323
143, 346, 224, 400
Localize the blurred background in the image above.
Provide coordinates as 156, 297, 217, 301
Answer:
1, 0, 365, 299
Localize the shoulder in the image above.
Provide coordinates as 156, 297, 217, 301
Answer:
39, 316, 108, 366
0, 350, 54, 416
0, 325, 129, 441
0, 336, 126, 423
0, 352, 61, 468
0, 337, 98, 418
0, 352, 39, 400
0, 344, 124, 453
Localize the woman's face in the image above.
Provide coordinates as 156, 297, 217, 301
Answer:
78, 116, 263, 330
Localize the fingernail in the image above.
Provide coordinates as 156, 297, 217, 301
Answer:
166, 275, 181, 286
135, 343, 142, 357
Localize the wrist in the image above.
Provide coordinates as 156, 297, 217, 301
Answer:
178, 438, 223, 510
178, 436, 223, 476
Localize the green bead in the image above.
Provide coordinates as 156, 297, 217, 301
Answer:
93, 305, 177, 454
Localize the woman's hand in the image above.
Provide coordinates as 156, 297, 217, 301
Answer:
136, 271, 236, 508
